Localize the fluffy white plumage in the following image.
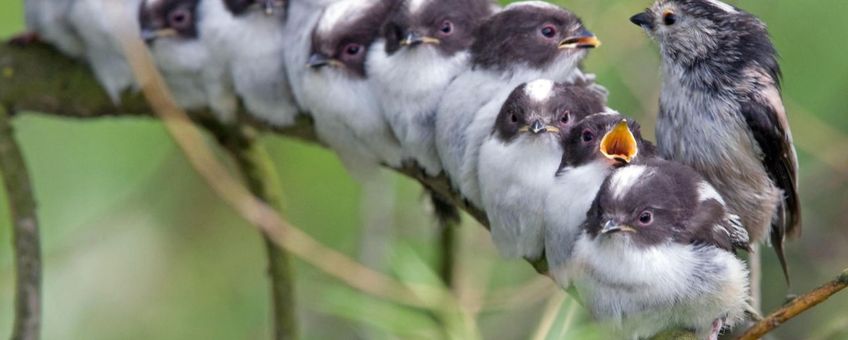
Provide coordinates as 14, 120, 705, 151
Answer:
25, 0, 84, 57
300, 0, 403, 181
367, 41, 470, 176
567, 235, 749, 339
145, 0, 237, 122
282, 0, 338, 111
437, 64, 592, 207
545, 158, 613, 286
203, 1, 299, 126
478, 130, 562, 260
58, 0, 140, 102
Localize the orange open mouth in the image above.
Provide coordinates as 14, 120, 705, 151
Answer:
600, 120, 638, 163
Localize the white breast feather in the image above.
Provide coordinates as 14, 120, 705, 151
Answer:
544, 159, 612, 287
479, 134, 562, 259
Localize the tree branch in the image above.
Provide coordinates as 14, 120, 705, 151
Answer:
739, 268, 848, 340
216, 124, 298, 340
0, 106, 42, 340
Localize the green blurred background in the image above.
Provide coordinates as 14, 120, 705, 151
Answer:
1, 0, 847, 339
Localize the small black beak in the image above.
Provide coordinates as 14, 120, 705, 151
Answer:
530, 120, 546, 134
140, 29, 158, 43
401, 32, 424, 47
601, 220, 621, 234
630, 11, 655, 30
307, 53, 330, 68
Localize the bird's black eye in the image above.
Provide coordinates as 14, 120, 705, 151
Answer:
168, 8, 192, 30
663, 11, 677, 25
344, 43, 362, 56
581, 129, 594, 142
560, 111, 571, 124
638, 210, 653, 226
540, 25, 557, 38
509, 112, 520, 123
439, 20, 453, 35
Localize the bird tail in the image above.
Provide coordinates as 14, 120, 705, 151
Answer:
771, 203, 792, 286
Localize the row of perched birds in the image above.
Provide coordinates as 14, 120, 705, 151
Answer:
22, 0, 801, 338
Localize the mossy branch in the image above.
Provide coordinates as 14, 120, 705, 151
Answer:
0, 106, 42, 340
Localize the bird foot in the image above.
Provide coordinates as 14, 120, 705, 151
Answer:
708, 319, 724, 340
8, 32, 41, 47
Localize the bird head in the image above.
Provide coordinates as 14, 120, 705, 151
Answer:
139, 0, 200, 44
470, 1, 600, 74
307, 0, 392, 78
381, 0, 492, 57
629, 0, 757, 66
494, 79, 606, 145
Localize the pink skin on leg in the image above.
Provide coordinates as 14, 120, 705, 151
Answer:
709, 318, 724, 340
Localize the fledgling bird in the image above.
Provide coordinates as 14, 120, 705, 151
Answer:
367, 0, 495, 176
545, 113, 657, 285
630, 0, 800, 282
301, 0, 403, 180
210, 0, 301, 126
478, 79, 606, 260
436, 1, 603, 208
139, 0, 237, 122
566, 159, 752, 339
281, 0, 338, 111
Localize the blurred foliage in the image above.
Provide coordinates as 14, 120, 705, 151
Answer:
1, 0, 847, 339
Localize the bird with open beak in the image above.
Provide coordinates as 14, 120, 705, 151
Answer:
478, 79, 606, 260
366, 0, 495, 176
436, 1, 603, 209
139, 0, 238, 122
207, 0, 301, 126
629, 0, 800, 286
566, 158, 753, 339
300, 0, 402, 181
545, 113, 657, 286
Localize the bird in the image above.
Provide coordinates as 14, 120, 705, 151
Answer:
210, 0, 302, 126
435, 0, 602, 208
565, 158, 752, 339
300, 0, 403, 180
139, 0, 238, 122
281, 0, 339, 112
366, 0, 495, 176
545, 113, 657, 286
22, 0, 140, 102
477, 79, 606, 260
630, 0, 800, 283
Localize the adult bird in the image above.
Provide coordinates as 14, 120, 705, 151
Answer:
630, 0, 800, 285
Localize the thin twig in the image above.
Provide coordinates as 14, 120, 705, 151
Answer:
738, 268, 848, 340
108, 5, 441, 310
0, 106, 42, 340
216, 124, 297, 340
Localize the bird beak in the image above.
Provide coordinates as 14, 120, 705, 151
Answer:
140, 28, 177, 43
400, 32, 440, 47
559, 27, 601, 49
600, 120, 638, 164
601, 220, 637, 234
518, 120, 560, 135
306, 53, 339, 68
263, 0, 283, 15
630, 11, 655, 30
